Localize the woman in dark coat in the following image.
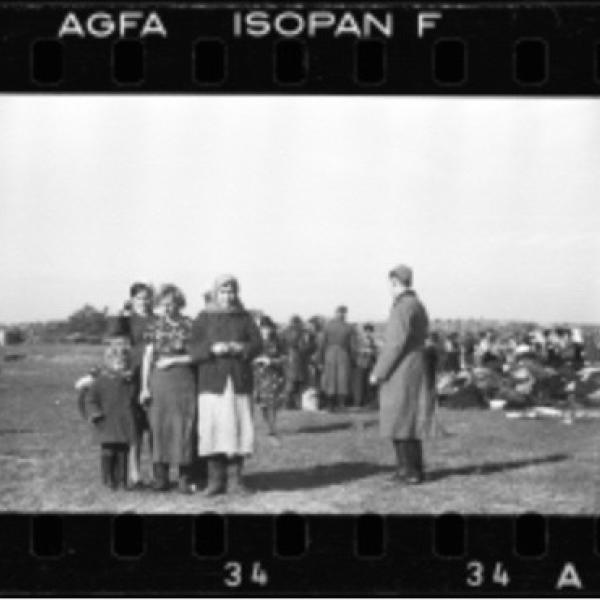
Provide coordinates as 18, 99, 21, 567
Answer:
188, 275, 262, 496
140, 284, 196, 493
370, 264, 433, 484
319, 306, 355, 411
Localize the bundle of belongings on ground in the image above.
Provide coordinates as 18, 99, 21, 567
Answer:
436, 370, 489, 409
436, 361, 600, 421
571, 367, 600, 405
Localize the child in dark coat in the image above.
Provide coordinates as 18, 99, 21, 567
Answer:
83, 317, 138, 490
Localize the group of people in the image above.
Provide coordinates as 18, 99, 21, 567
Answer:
78, 275, 262, 496
418, 320, 600, 414
429, 326, 590, 376
77, 264, 436, 495
259, 309, 380, 413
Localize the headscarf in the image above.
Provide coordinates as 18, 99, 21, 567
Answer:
208, 274, 245, 313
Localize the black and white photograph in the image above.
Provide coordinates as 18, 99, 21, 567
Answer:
1, 97, 599, 514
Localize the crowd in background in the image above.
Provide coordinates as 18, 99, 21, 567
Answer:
250, 317, 600, 414
429, 326, 589, 375
423, 325, 600, 411
251, 307, 380, 414
254, 316, 600, 415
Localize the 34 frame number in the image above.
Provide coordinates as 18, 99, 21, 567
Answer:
466, 561, 510, 587
224, 561, 269, 588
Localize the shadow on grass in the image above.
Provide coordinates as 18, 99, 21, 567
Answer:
246, 461, 391, 491
294, 419, 378, 434
0, 428, 35, 435
246, 453, 571, 492
427, 452, 570, 482
3, 353, 27, 362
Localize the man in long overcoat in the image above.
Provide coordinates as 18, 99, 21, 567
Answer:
370, 264, 433, 484
282, 316, 310, 409
319, 306, 355, 411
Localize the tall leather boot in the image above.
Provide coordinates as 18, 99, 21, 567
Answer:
178, 464, 193, 494
100, 446, 113, 488
414, 440, 424, 481
189, 457, 207, 491
113, 445, 128, 489
406, 440, 424, 484
227, 456, 251, 495
128, 443, 142, 487
204, 456, 226, 496
326, 395, 336, 413
152, 462, 170, 491
392, 440, 409, 481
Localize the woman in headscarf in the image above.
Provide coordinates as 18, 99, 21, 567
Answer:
189, 275, 262, 496
140, 284, 196, 493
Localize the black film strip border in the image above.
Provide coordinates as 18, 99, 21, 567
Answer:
1, 2, 600, 93
3, 513, 600, 594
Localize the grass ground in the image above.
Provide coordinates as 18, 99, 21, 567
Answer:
1, 344, 599, 513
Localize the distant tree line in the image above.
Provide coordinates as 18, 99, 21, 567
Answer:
8, 304, 109, 344
3, 306, 598, 347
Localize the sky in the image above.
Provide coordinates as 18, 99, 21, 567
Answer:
1, 97, 599, 325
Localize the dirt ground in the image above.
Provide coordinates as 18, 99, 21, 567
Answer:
1, 344, 599, 513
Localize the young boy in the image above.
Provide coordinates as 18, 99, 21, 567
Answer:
83, 317, 138, 490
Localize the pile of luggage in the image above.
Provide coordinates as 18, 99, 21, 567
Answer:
436, 361, 600, 414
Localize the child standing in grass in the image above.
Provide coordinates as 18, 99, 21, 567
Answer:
253, 316, 286, 444
83, 317, 138, 490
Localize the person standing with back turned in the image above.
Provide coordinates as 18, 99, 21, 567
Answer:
319, 305, 355, 412
370, 264, 434, 485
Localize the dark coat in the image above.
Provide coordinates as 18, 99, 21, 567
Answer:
353, 333, 378, 370
282, 325, 310, 383
423, 344, 438, 392
584, 333, 600, 363
127, 312, 155, 432
84, 372, 137, 445
128, 312, 155, 372
373, 290, 434, 440
319, 318, 355, 396
189, 307, 262, 395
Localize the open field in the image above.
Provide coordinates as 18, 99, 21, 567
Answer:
1, 344, 600, 513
